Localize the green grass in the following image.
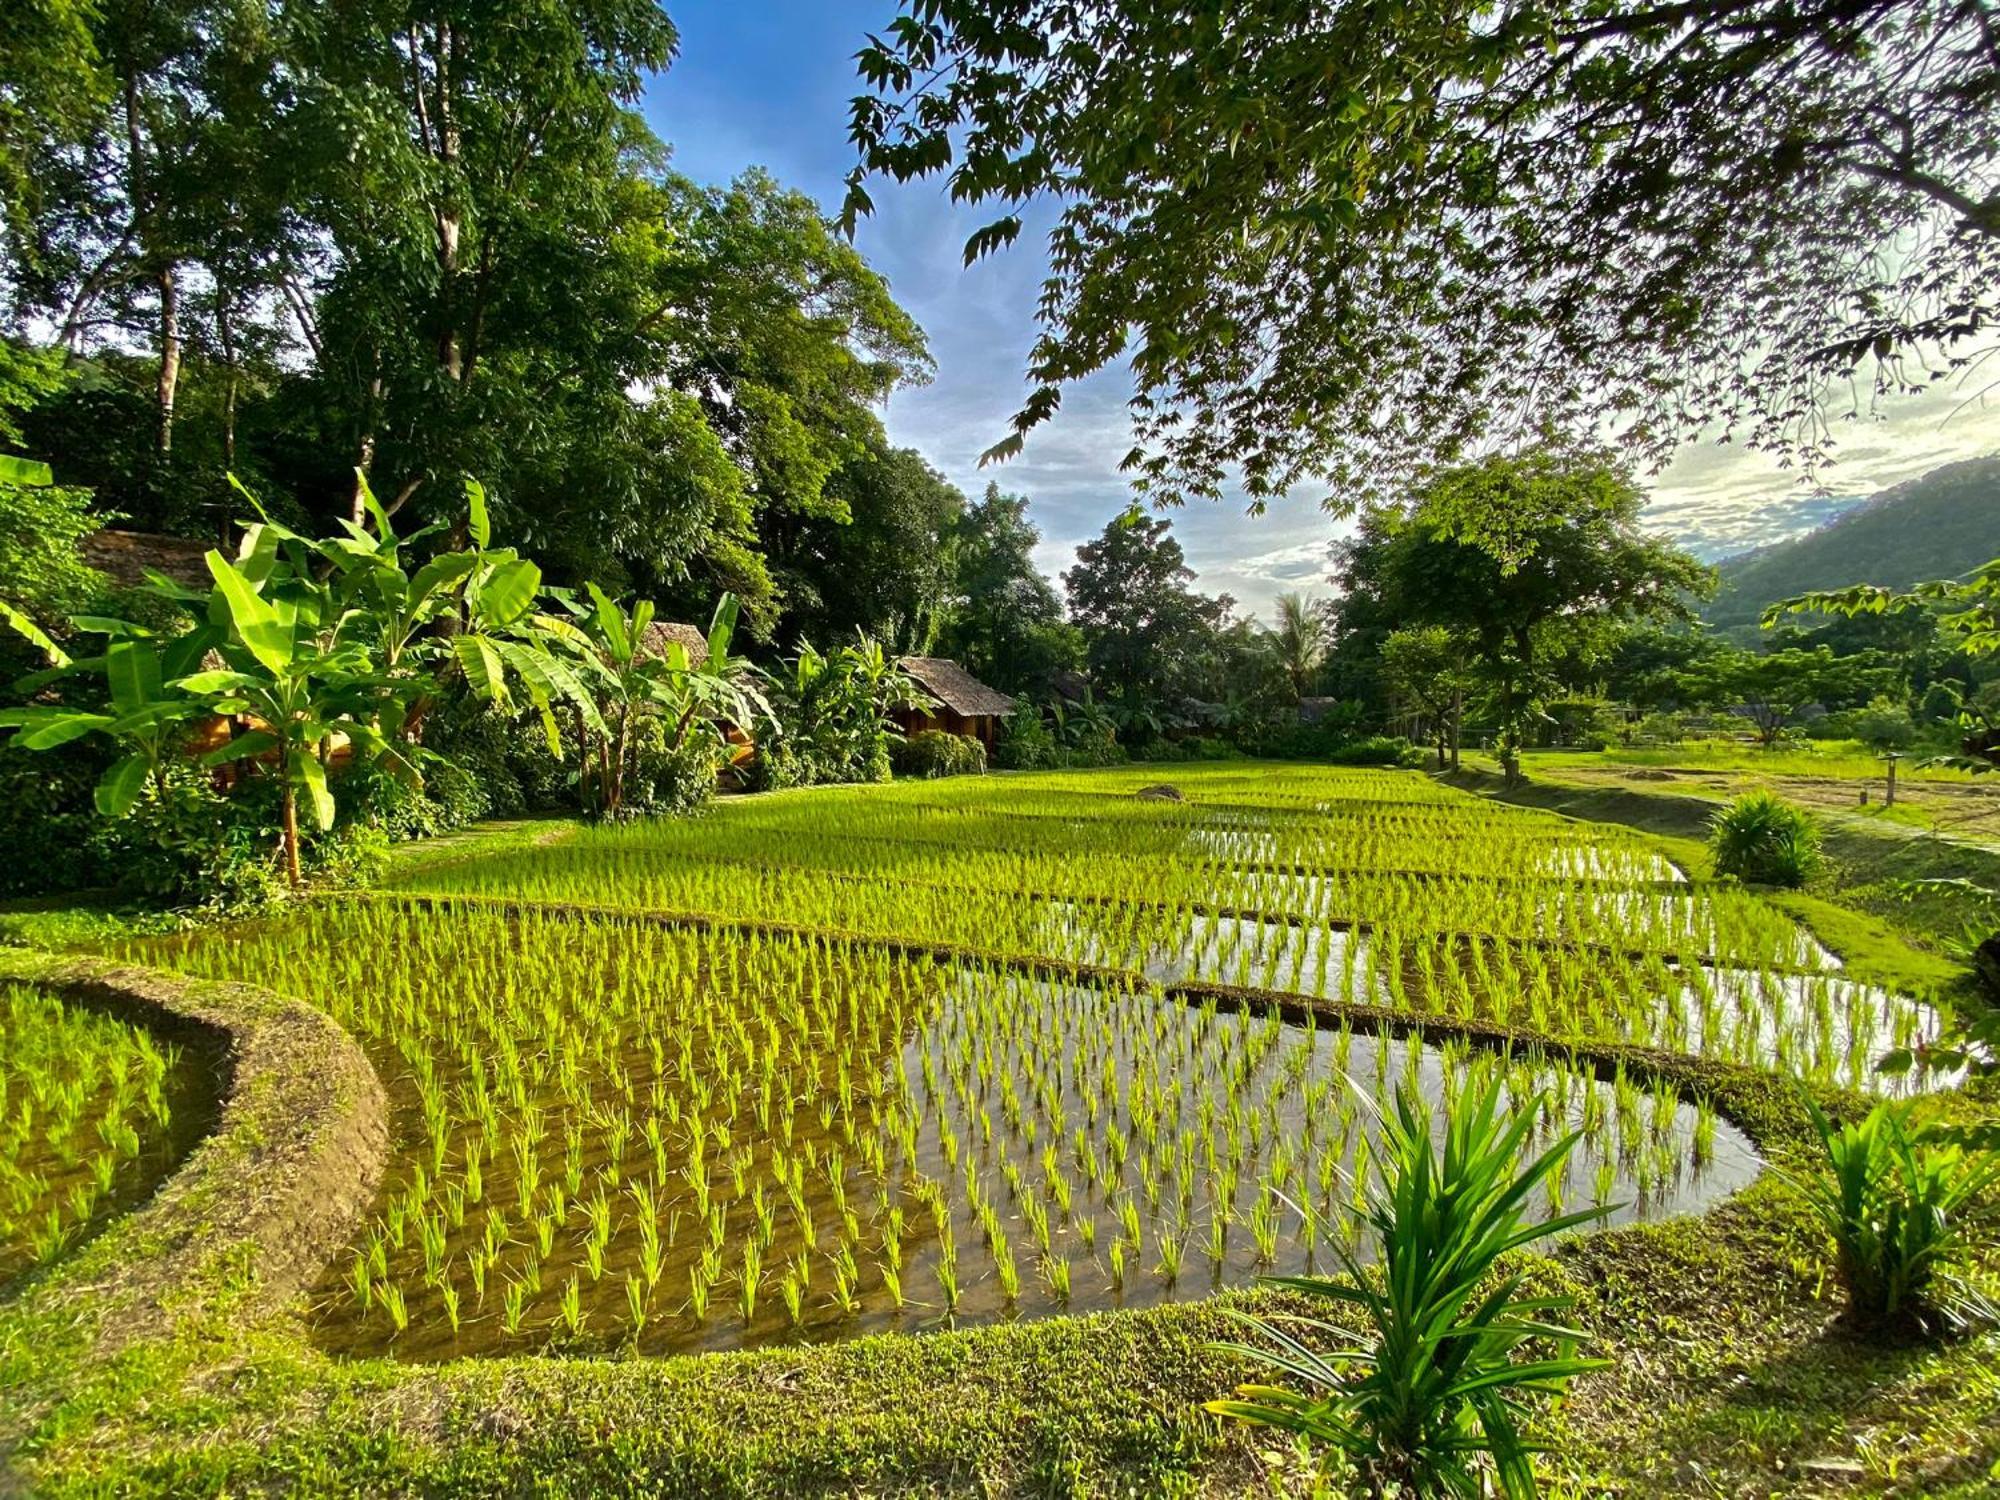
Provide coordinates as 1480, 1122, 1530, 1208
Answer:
1528, 741, 1979, 783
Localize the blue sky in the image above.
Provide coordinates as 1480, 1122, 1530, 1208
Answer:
645, 0, 2000, 619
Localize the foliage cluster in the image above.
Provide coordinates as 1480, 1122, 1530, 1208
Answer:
753, 637, 923, 790
1791, 1096, 1999, 1340
1213, 1078, 1610, 1498
1709, 792, 1823, 889
890, 729, 986, 780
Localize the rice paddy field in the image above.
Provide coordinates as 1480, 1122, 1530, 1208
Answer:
0, 983, 211, 1285
104, 762, 1950, 1365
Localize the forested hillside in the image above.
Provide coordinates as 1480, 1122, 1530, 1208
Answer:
1704, 456, 2000, 636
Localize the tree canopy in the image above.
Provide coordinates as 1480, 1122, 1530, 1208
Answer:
1063, 512, 1232, 709
1, 1, 929, 632
847, 0, 1999, 508
1367, 446, 1712, 772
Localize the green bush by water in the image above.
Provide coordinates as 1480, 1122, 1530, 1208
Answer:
1709, 791, 1822, 888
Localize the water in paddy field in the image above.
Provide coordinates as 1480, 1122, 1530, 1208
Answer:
305, 967, 1757, 1363
1058, 907, 1951, 1098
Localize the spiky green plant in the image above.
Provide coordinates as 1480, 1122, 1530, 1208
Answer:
1787, 1094, 1999, 1338
1708, 791, 1821, 888
1208, 1078, 1612, 1499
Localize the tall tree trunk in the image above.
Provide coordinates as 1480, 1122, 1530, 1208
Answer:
433, 18, 465, 383
216, 295, 238, 467
155, 263, 180, 455
281, 778, 302, 889
351, 355, 384, 526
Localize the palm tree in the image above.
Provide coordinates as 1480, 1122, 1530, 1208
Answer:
1271, 593, 1328, 703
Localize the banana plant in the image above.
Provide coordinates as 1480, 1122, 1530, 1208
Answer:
658, 594, 771, 747
762, 633, 923, 784
540, 586, 765, 819
0, 619, 220, 816
176, 542, 416, 888
3, 471, 600, 887
1055, 686, 1117, 748
311, 473, 599, 758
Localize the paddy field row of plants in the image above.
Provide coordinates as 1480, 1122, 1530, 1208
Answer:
0, 983, 204, 1284
102, 764, 1941, 1359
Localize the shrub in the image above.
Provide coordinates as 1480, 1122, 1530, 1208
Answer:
1789, 1095, 1999, 1339
346, 757, 489, 842
1209, 1076, 1610, 1498
629, 729, 720, 817
1323, 734, 1429, 769
1060, 724, 1125, 767
1540, 697, 1620, 750
1709, 790, 1821, 887
98, 765, 335, 911
1248, 718, 1426, 766
1143, 735, 1242, 764
1849, 697, 1920, 751
893, 729, 987, 779
1634, 711, 1685, 745
994, 703, 1060, 770
420, 697, 573, 818
0, 736, 119, 895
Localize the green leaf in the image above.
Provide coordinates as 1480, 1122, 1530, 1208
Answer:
173, 669, 264, 694
586, 582, 631, 662
0, 454, 53, 486
67, 615, 151, 638
206, 551, 293, 675
201, 729, 278, 766
293, 748, 335, 830
233, 521, 285, 586
474, 557, 541, 627
706, 592, 740, 667
354, 469, 394, 541
94, 753, 152, 817
16, 711, 114, 750
465, 477, 491, 549
105, 639, 163, 716
0, 599, 68, 667
410, 552, 480, 608
454, 633, 509, 704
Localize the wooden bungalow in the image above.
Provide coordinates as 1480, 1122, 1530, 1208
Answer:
893, 656, 1016, 754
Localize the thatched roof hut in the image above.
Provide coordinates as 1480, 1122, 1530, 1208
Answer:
82, 530, 213, 592
894, 656, 1015, 750
638, 620, 710, 660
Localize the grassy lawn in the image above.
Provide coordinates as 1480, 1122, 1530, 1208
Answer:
1, 762, 1995, 1496
1520, 743, 2000, 847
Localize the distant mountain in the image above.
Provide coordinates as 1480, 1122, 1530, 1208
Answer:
1700, 456, 2000, 635
1661, 493, 1871, 563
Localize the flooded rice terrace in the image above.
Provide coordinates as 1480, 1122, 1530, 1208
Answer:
0, 980, 222, 1288
103, 765, 1953, 1359
126, 903, 1755, 1361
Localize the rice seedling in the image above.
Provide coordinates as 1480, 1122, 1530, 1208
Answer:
0, 983, 196, 1283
